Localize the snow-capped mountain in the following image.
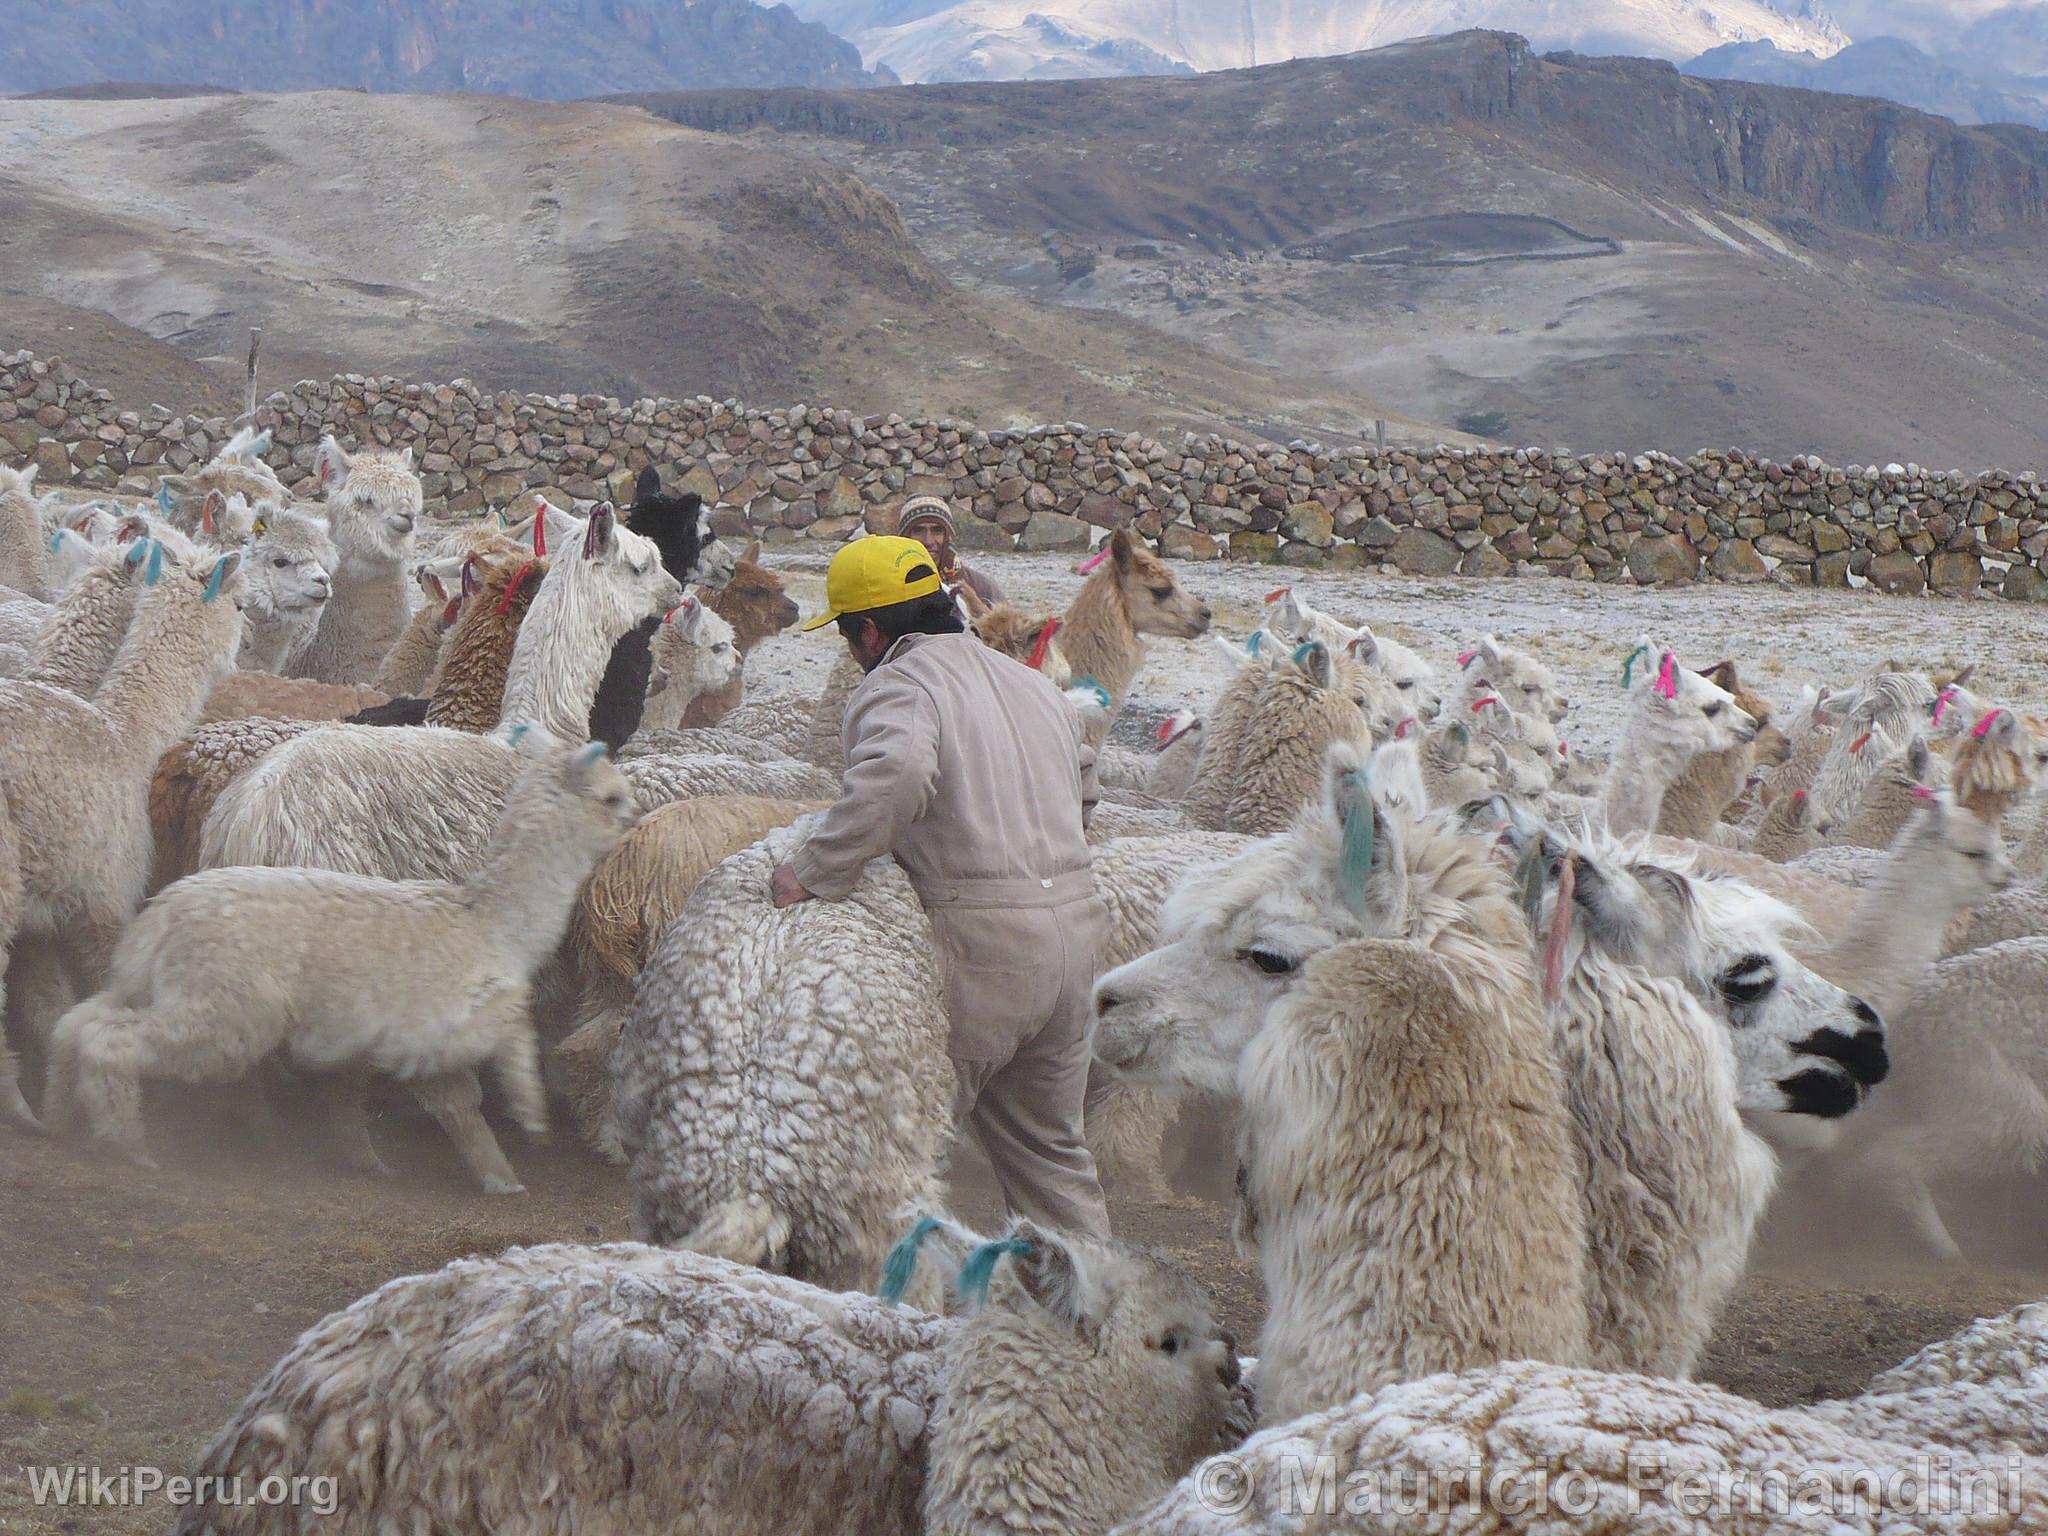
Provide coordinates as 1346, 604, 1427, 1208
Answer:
785, 0, 1849, 82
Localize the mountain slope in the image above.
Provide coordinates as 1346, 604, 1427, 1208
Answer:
1688, 35, 2048, 129
0, 0, 892, 98
787, 0, 1847, 81
624, 30, 2048, 466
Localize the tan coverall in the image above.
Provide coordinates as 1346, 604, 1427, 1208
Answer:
791, 630, 1111, 1237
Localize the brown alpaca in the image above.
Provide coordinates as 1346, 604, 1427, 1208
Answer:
1057, 529, 1211, 749
149, 718, 323, 890
683, 544, 800, 727
199, 673, 389, 727
958, 584, 1070, 683
424, 556, 548, 733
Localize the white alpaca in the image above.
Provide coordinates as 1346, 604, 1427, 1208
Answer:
15, 539, 150, 695
45, 741, 633, 1190
234, 506, 337, 673
289, 436, 422, 685
174, 1225, 1245, 1536
1804, 671, 1939, 832
1262, 588, 1444, 721
636, 594, 740, 734
0, 462, 56, 598
1095, 745, 1590, 1423
1452, 631, 1568, 725
0, 543, 245, 1129
1600, 641, 1757, 835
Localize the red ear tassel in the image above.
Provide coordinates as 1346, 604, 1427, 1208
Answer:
531, 502, 548, 559
1024, 616, 1060, 672
499, 559, 540, 615
1850, 730, 1874, 755
1264, 585, 1292, 604
1394, 717, 1414, 740
1457, 649, 1478, 668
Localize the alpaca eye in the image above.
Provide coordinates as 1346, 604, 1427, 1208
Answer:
1397, 679, 1414, 690
1149, 584, 1174, 599
1245, 949, 1296, 976
1157, 1331, 1182, 1356
272, 556, 290, 568
1962, 849, 1987, 861
1522, 683, 1539, 694
1704, 702, 1724, 718
1717, 955, 1775, 1008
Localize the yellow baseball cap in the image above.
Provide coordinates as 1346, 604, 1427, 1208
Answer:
801, 535, 944, 631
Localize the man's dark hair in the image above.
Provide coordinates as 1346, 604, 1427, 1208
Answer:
837, 586, 964, 645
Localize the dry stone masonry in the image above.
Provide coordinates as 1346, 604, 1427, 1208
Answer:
5, 350, 2045, 600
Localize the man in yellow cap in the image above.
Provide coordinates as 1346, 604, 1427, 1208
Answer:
771, 535, 1110, 1236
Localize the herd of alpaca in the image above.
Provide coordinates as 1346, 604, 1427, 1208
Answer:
5, 444, 2048, 1535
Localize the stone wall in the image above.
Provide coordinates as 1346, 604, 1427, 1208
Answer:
5, 349, 2046, 600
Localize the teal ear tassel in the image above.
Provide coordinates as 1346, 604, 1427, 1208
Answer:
956, 1237, 1034, 1304
507, 723, 533, 746
144, 540, 164, 586
877, 1216, 943, 1306
48, 528, 65, 551
156, 484, 174, 514
203, 554, 230, 601
1338, 768, 1375, 919
1620, 643, 1649, 690
1291, 640, 1318, 666
1247, 630, 1264, 657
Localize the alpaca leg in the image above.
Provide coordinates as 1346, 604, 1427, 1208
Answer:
553, 1005, 627, 1162
318, 1069, 389, 1178
410, 1069, 524, 1196
490, 1028, 548, 1141
67, 1006, 158, 1166
1, 1038, 39, 1133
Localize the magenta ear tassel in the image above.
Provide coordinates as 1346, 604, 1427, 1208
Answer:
1971, 708, 2006, 741
1911, 782, 1936, 802
1075, 546, 1111, 575
1653, 653, 1679, 700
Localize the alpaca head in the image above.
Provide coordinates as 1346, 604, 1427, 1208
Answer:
154, 481, 259, 546
553, 503, 686, 633
1620, 640, 1757, 758
1093, 739, 1411, 1094
241, 506, 336, 619
704, 542, 799, 649
1506, 817, 1888, 1118
926, 1221, 1241, 1536
123, 542, 247, 680
1891, 785, 2013, 906
314, 436, 421, 564
1816, 735, 1944, 842
1753, 786, 1819, 861
1098, 528, 1211, 639
968, 602, 1073, 688
503, 734, 640, 857
641, 596, 742, 730
1806, 671, 1941, 828
1952, 708, 2037, 820
1293, 639, 1404, 746
1461, 633, 1567, 723
1157, 709, 1202, 753
1349, 625, 1444, 722
1262, 586, 1353, 652
627, 465, 719, 587
1701, 661, 1789, 767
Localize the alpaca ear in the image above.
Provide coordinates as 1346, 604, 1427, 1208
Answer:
1907, 735, 1934, 781
18, 463, 36, 491
582, 503, 617, 560
1294, 639, 1332, 690
742, 541, 761, 564
203, 550, 240, 601
315, 436, 351, 491
1109, 527, 1137, 575
636, 465, 662, 503
396, 446, 415, 471
1347, 627, 1379, 666
1004, 1222, 1107, 1336
1479, 634, 1505, 672
956, 581, 991, 619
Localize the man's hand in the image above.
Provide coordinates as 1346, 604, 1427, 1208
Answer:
770, 862, 815, 909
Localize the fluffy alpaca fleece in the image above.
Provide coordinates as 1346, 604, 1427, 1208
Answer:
960, 591, 1073, 686
1600, 641, 1758, 836
1815, 789, 2012, 1015
1813, 1300, 2048, 1456
46, 742, 634, 1189
611, 818, 956, 1289
1839, 936, 2048, 1260
1115, 1357, 2048, 1536
1224, 644, 1394, 836
1451, 632, 1568, 726
714, 690, 816, 755
369, 567, 457, 696
617, 750, 840, 811
0, 545, 246, 1127
1948, 708, 2040, 824
1094, 746, 1590, 1423
177, 1227, 1243, 1536
554, 794, 825, 1158
637, 596, 740, 734
1087, 800, 1189, 841
618, 725, 799, 763
1057, 530, 1212, 750
197, 673, 387, 727
0, 462, 55, 598
1753, 786, 1821, 861
1821, 735, 1943, 847
148, 717, 323, 888
1942, 877, 2048, 957
424, 554, 546, 732
14, 541, 146, 695
1179, 649, 1276, 831
801, 652, 870, 770
1803, 671, 1939, 832
234, 507, 337, 673
684, 542, 800, 727
289, 437, 421, 685
1657, 661, 1786, 839
1507, 824, 1882, 1378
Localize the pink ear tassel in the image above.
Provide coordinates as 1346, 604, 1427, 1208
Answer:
1971, 708, 2006, 741
1932, 687, 1957, 727
1075, 546, 1112, 575
1652, 653, 1679, 701
1457, 649, 1478, 668
1911, 783, 1936, 802
1395, 717, 1414, 740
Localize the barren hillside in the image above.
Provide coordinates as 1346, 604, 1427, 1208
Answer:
0, 89, 1442, 443
626, 30, 2048, 466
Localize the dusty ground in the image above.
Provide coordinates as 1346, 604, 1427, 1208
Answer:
5, 554, 2047, 1531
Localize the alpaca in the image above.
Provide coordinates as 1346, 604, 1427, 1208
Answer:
715, 690, 816, 756
554, 794, 826, 1158
958, 586, 1073, 686
174, 1227, 1244, 1536
617, 751, 840, 809
1217, 642, 1383, 836
1942, 876, 2048, 958
1452, 632, 1568, 725
1179, 644, 1279, 831
15, 539, 148, 695
1815, 787, 2012, 1015
683, 542, 801, 727
1819, 735, 1944, 847
1502, 818, 1883, 1377
148, 717, 323, 889
234, 506, 337, 674
800, 652, 870, 770
1948, 708, 2040, 824
1803, 671, 1939, 832
288, 436, 422, 685
0, 544, 246, 1126
1658, 661, 1786, 839
161, 425, 288, 510
1094, 744, 1590, 1423
1095, 709, 1201, 800
1262, 588, 1445, 722
617, 726, 804, 764
424, 554, 546, 732
1600, 642, 1757, 836
637, 596, 741, 734
45, 741, 634, 1186
1061, 531, 1212, 750
368, 567, 456, 697
611, 816, 956, 1288
1753, 786, 1821, 860
0, 462, 56, 598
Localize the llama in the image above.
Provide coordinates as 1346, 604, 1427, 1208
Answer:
1658, 660, 1786, 839
638, 596, 741, 734
1452, 632, 1568, 725
1056, 529, 1212, 750
1094, 744, 1590, 1423
44, 740, 634, 1189
234, 506, 337, 674
174, 1227, 1244, 1536
0, 462, 55, 598
289, 436, 422, 685
0, 544, 245, 1126
1261, 588, 1445, 721
15, 539, 149, 696
683, 542, 801, 727
1600, 642, 1757, 836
